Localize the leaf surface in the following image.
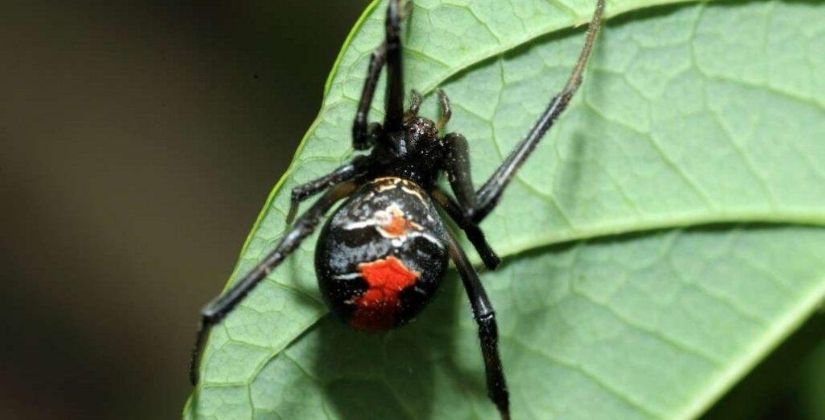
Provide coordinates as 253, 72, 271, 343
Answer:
185, 0, 825, 418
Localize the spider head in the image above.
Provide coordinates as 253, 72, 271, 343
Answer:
400, 89, 440, 151
384, 115, 440, 164
403, 115, 439, 145
377, 90, 445, 170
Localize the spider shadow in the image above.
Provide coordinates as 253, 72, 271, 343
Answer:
313, 271, 469, 419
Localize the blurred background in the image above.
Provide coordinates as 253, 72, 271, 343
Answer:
0, 1, 822, 419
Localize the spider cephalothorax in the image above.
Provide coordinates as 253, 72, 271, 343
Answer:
190, 1, 604, 418
365, 92, 450, 187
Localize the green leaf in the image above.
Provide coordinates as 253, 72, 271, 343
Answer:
185, 0, 825, 418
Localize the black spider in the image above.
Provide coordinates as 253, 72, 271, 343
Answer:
190, 1, 605, 418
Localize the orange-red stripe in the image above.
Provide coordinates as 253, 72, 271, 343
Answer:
350, 256, 419, 330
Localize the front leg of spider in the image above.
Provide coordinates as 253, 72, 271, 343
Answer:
352, 42, 385, 150
383, 0, 406, 133
288, 0, 414, 227
446, 0, 606, 224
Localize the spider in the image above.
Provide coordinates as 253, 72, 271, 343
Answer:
190, 0, 604, 418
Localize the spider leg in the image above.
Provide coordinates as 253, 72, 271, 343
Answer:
189, 181, 359, 385
470, 0, 605, 223
285, 156, 369, 226
445, 229, 509, 420
442, 132, 478, 213
353, 43, 386, 150
440, 132, 502, 269
383, 0, 405, 133
430, 188, 500, 269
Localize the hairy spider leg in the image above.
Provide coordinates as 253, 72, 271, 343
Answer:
430, 188, 500, 269
383, 0, 405, 133
285, 156, 370, 226
445, 228, 509, 420
444, 0, 605, 223
353, 0, 410, 149
189, 181, 359, 385
442, 132, 477, 212
353, 43, 386, 150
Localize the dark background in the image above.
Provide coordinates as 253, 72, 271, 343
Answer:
0, 1, 821, 419
1, 1, 367, 418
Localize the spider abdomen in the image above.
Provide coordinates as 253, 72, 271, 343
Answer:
315, 177, 448, 331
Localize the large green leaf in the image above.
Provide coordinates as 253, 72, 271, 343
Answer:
185, 0, 825, 418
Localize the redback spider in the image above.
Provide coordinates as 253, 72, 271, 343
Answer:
190, 0, 605, 418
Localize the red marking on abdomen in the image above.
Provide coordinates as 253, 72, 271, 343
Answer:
351, 256, 419, 330
383, 213, 410, 236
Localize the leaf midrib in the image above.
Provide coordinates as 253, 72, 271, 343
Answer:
200, 210, 825, 390
492, 211, 825, 262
